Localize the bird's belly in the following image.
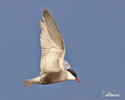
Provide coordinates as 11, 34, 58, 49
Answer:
42, 71, 66, 84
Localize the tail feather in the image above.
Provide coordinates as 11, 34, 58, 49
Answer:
23, 80, 35, 87
23, 76, 41, 87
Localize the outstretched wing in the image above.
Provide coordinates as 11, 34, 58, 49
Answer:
40, 9, 66, 73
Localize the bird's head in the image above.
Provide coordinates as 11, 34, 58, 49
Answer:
67, 69, 81, 83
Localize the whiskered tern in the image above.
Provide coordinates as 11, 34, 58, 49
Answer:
23, 8, 80, 87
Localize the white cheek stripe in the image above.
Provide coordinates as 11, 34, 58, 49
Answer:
67, 71, 75, 80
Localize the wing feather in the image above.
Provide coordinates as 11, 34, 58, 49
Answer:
42, 9, 65, 50
40, 9, 65, 73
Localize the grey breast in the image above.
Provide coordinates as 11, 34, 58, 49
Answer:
41, 71, 62, 84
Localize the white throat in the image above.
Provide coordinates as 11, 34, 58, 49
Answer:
67, 71, 75, 80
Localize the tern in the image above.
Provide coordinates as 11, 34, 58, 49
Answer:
23, 8, 80, 87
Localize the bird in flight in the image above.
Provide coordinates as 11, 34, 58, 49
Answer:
23, 8, 80, 87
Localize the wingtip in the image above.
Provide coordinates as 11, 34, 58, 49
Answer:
43, 8, 48, 13
41, 8, 48, 21
42, 8, 52, 21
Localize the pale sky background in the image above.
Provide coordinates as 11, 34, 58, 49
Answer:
0, 0, 124, 100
